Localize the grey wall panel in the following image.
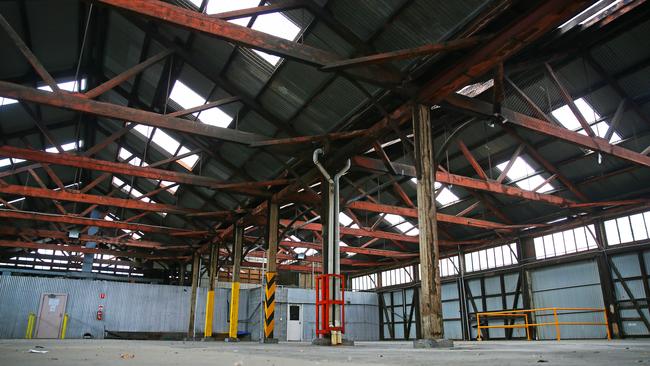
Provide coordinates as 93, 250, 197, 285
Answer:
530, 260, 607, 339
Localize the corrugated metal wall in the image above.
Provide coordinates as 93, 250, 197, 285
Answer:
529, 260, 607, 339
0, 276, 379, 341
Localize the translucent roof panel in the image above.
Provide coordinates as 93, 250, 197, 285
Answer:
45, 141, 82, 153
38, 79, 87, 93
411, 178, 460, 206
384, 213, 418, 236
118, 147, 178, 194
551, 97, 621, 143
250, 12, 301, 65
111, 176, 166, 217
339, 212, 359, 229
206, 0, 259, 27
130, 123, 199, 171
496, 157, 554, 193
169, 80, 232, 128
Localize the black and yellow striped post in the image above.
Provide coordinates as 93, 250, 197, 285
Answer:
263, 201, 280, 343
263, 272, 277, 340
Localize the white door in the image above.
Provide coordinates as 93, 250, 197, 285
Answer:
287, 304, 302, 341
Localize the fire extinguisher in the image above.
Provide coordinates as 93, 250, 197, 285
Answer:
96, 305, 104, 321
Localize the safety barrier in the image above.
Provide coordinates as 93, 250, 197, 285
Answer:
476, 307, 611, 341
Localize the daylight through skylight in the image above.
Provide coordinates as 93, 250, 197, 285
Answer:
169, 80, 233, 128
551, 97, 621, 143
130, 124, 199, 171
410, 178, 460, 206
206, 0, 301, 65
118, 147, 178, 194
111, 176, 167, 217
496, 157, 554, 193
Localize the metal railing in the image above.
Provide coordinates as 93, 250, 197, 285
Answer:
476, 307, 611, 341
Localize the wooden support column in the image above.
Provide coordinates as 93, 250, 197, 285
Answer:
412, 104, 445, 343
228, 224, 244, 340
187, 251, 200, 338
204, 241, 219, 338
264, 201, 279, 341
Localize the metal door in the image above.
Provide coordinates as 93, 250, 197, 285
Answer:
286, 304, 302, 341
35, 293, 68, 339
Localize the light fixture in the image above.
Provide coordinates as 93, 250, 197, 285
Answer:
295, 253, 306, 260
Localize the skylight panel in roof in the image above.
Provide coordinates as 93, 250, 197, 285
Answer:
0, 158, 26, 168
206, 0, 260, 26
339, 212, 359, 229
111, 177, 166, 217
169, 81, 233, 128
551, 97, 621, 143
0, 97, 18, 106
130, 123, 200, 171
45, 141, 82, 153
251, 12, 301, 65
410, 178, 460, 205
496, 157, 554, 193
38, 79, 87, 92
118, 147, 179, 194
384, 213, 418, 236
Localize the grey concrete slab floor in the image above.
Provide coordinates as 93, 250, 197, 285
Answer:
1, 339, 649, 366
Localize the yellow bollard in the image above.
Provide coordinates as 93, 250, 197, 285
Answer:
60, 314, 69, 339
603, 308, 611, 340
229, 282, 240, 339
204, 290, 215, 337
25, 312, 36, 339
553, 308, 561, 341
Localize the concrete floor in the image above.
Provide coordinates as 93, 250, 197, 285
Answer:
1, 339, 649, 365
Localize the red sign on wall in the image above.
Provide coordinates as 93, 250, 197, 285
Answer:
100, 293, 105, 299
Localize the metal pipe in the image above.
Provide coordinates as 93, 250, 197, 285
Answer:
313, 148, 350, 331
332, 158, 351, 328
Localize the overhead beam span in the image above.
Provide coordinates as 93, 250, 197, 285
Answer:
351, 156, 576, 207
0, 209, 205, 237
0, 146, 295, 199
0, 239, 175, 259
445, 93, 650, 168
96, 0, 401, 84
0, 226, 188, 250
0, 81, 269, 145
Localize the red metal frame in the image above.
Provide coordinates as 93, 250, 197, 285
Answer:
315, 274, 345, 336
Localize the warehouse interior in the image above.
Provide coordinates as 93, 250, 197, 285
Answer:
1, 0, 650, 365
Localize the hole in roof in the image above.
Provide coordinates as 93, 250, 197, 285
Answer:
551, 97, 621, 143
496, 156, 554, 193
169, 80, 233, 128
410, 179, 460, 206
206, 0, 301, 65
130, 124, 199, 171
